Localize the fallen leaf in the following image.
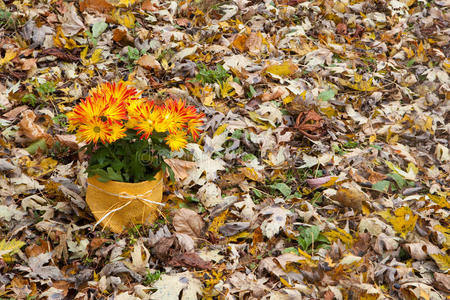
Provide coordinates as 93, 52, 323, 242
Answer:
164, 158, 196, 181
172, 208, 205, 241
168, 252, 212, 270
18, 110, 53, 146
79, 0, 113, 13
0, 239, 26, 257
137, 54, 162, 71
332, 185, 367, 211
265, 61, 298, 77
150, 272, 203, 300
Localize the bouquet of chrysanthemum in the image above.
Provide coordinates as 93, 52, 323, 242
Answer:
67, 81, 204, 232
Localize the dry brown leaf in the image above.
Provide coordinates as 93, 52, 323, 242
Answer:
168, 252, 212, 270
89, 238, 111, 251
295, 110, 325, 140
332, 186, 367, 211
164, 158, 196, 181
367, 168, 387, 184
245, 32, 262, 55
141, 0, 157, 11
434, 273, 450, 292
79, 0, 113, 13
172, 208, 205, 241
3, 105, 29, 120
261, 87, 285, 102
137, 54, 162, 71
18, 110, 54, 146
112, 28, 134, 45
25, 239, 52, 258
20, 58, 37, 71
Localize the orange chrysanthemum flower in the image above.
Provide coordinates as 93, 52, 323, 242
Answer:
107, 122, 127, 143
187, 116, 204, 141
68, 81, 203, 151
67, 83, 137, 132
68, 95, 107, 128
159, 99, 201, 134
134, 101, 164, 139
126, 99, 149, 129
90, 81, 141, 105
165, 131, 188, 151
76, 118, 112, 144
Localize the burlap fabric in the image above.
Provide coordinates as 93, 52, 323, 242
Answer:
86, 170, 164, 233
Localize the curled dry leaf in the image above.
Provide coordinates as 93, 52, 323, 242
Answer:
295, 110, 325, 140
164, 158, 196, 181
137, 54, 162, 71
18, 110, 54, 146
331, 184, 367, 211
172, 208, 205, 242
168, 251, 212, 270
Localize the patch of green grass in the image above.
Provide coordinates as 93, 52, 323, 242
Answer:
21, 94, 38, 106
0, 9, 13, 28
52, 113, 67, 127
118, 46, 146, 71
195, 64, 230, 84
37, 81, 56, 97
144, 270, 162, 286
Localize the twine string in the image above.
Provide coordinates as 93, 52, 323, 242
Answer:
88, 179, 164, 230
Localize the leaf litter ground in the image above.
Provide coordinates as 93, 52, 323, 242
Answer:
0, 0, 449, 299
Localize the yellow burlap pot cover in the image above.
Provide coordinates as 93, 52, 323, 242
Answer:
86, 170, 164, 233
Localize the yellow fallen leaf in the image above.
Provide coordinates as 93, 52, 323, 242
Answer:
430, 254, 450, 272
54, 27, 79, 50
227, 231, 252, 242
213, 124, 228, 137
339, 77, 378, 92
112, 9, 135, 28
433, 224, 450, 249
265, 61, 298, 77
81, 47, 103, 66
323, 227, 354, 248
38, 157, 58, 177
208, 209, 228, 234
282, 95, 294, 104
381, 207, 418, 238
108, 0, 137, 7
240, 167, 264, 182
385, 161, 418, 181
428, 194, 450, 209
279, 277, 292, 287
402, 47, 415, 59
220, 76, 236, 98
0, 49, 17, 66
0, 239, 26, 263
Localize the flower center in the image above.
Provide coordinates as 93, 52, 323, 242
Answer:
93, 126, 101, 133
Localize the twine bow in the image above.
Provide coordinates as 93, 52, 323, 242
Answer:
87, 179, 164, 230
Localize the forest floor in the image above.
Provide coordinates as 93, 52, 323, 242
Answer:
0, 0, 449, 299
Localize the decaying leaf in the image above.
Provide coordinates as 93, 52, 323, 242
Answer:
378, 207, 418, 238
172, 208, 205, 241
150, 272, 203, 300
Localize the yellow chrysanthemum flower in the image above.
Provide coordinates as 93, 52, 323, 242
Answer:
76, 118, 111, 144
165, 131, 188, 151
107, 122, 127, 143
69, 95, 106, 128
90, 81, 141, 105
125, 99, 147, 129
187, 118, 204, 141
134, 102, 163, 139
